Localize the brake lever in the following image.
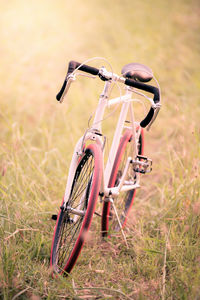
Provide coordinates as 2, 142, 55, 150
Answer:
59, 74, 76, 103
147, 104, 161, 131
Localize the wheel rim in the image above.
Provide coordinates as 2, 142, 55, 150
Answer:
52, 150, 95, 273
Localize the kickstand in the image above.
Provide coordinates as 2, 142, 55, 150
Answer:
110, 198, 129, 249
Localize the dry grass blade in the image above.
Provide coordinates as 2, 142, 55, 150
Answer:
11, 287, 30, 300
4, 228, 39, 241
76, 286, 133, 300
162, 224, 171, 300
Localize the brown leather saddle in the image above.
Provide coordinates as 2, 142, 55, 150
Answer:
121, 63, 153, 82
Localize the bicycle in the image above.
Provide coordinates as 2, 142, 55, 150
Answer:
50, 58, 161, 275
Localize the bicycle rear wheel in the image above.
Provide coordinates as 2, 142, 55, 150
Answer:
50, 143, 102, 275
101, 128, 144, 237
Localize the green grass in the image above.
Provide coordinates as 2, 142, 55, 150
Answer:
0, 0, 200, 299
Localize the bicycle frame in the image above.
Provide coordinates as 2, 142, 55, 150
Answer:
51, 60, 161, 275
63, 80, 145, 208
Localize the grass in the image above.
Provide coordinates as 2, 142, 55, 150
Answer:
0, 0, 200, 299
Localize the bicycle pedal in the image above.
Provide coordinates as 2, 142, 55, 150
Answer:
132, 155, 152, 174
51, 214, 58, 221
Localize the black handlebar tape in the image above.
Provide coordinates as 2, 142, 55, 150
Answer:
68, 61, 99, 76
56, 79, 67, 101
140, 107, 154, 128
125, 78, 160, 127
56, 61, 100, 101
125, 79, 160, 104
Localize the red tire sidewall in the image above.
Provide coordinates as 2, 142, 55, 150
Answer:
51, 143, 102, 275
101, 127, 144, 235
101, 130, 132, 235
140, 128, 144, 155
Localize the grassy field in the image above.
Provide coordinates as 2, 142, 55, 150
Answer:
0, 0, 200, 299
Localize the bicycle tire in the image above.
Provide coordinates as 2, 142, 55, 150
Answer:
50, 143, 102, 275
101, 128, 144, 237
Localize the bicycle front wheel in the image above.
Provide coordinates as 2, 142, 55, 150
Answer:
50, 143, 102, 275
101, 128, 144, 237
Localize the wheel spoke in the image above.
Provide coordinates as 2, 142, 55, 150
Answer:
70, 157, 93, 206
57, 215, 83, 267
51, 149, 98, 273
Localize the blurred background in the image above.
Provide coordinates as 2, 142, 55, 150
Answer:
1, 0, 199, 116
1, 0, 199, 163
0, 0, 200, 298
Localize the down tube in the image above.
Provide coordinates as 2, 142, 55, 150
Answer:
104, 100, 130, 187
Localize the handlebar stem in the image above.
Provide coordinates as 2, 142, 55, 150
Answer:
98, 67, 125, 83
100, 80, 112, 99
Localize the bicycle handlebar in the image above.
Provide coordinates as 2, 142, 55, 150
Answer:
56, 61, 99, 101
124, 78, 160, 128
56, 60, 161, 128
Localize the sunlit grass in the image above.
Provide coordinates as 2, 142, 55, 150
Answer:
0, 0, 200, 299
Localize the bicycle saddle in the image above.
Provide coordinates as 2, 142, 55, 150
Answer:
121, 63, 153, 82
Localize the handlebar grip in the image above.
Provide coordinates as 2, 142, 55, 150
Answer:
125, 78, 160, 104
56, 79, 67, 101
56, 61, 100, 101
70, 61, 99, 76
140, 107, 154, 128
124, 78, 160, 127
